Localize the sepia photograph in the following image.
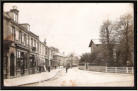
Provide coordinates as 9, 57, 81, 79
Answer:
2, 1, 136, 89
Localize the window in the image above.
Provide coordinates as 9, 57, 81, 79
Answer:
24, 34, 27, 46
41, 45, 43, 54
9, 26, 13, 40
31, 38, 33, 47
33, 39, 36, 47
16, 51, 21, 70
13, 13, 16, 21
9, 26, 12, 34
9, 26, 15, 40
39, 43, 41, 54
13, 13, 18, 22
15, 30, 19, 41
22, 33, 24, 45
36, 41, 38, 50
19, 31, 22, 43
29, 37, 31, 47
26, 35, 28, 46
28, 36, 30, 46
23, 53, 27, 69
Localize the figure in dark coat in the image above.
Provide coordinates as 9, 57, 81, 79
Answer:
48, 66, 50, 72
66, 64, 70, 73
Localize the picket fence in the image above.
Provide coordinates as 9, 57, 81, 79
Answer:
106, 67, 134, 74
79, 64, 134, 74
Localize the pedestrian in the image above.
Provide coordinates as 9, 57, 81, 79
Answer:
20, 59, 24, 75
66, 65, 69, 73
48, 66, 50, 72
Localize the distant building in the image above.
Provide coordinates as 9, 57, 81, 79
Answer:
89, 40, 104, 54
53, 53, 67, 67
38, 41, 46, 72
66, 55, 79, 67
89, 40, 120, 66
47, 47, 59, 68
72, 56, 79, 66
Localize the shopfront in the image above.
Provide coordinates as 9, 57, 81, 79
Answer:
16, 49, 28, 77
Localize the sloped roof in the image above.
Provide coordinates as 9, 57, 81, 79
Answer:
89, 39, 101, 47
4, 12, 11, 19
89, 40, 94, 47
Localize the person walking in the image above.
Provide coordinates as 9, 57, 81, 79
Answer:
48, 66, 50, 72
66, 64, 69, 73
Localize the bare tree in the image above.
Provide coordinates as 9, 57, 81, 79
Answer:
115, 14, 134, 66
79, 53, 93, 64
100, 20, 115, 66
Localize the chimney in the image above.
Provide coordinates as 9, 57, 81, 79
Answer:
9, 6, 19, 23
44, 39, 47, 45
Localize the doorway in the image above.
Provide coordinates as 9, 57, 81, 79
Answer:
10, 53, 15, 76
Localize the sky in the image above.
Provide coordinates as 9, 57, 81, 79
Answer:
4, 3, 133, 56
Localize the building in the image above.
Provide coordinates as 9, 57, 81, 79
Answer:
53, 53, 67, 67
89, 40, 120, 66
71, 56, 79, 67
89, 40, 104, 54
47, 47, 59, 68
37, 41, 46, 72
3, 6, 41, 79
3, 6, 61, 79
66, 55, 79, 67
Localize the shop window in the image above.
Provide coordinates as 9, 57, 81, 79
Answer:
30, 55, 35, 68
3, 56, 8, 78
16, 51, 21, 70
24, 53, 27, 69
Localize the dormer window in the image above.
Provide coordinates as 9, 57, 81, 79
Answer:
13, 13, 18, 22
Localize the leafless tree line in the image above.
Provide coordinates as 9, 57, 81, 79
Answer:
80, 13, 134, 67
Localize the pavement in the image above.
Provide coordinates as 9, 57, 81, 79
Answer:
30, 67, 134, 87
4, 67, 134, 87
4, 68, 62, 86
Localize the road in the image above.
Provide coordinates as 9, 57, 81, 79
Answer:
23, 67, 134, 87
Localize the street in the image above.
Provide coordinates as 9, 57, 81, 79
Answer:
23, 67, 134, 87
